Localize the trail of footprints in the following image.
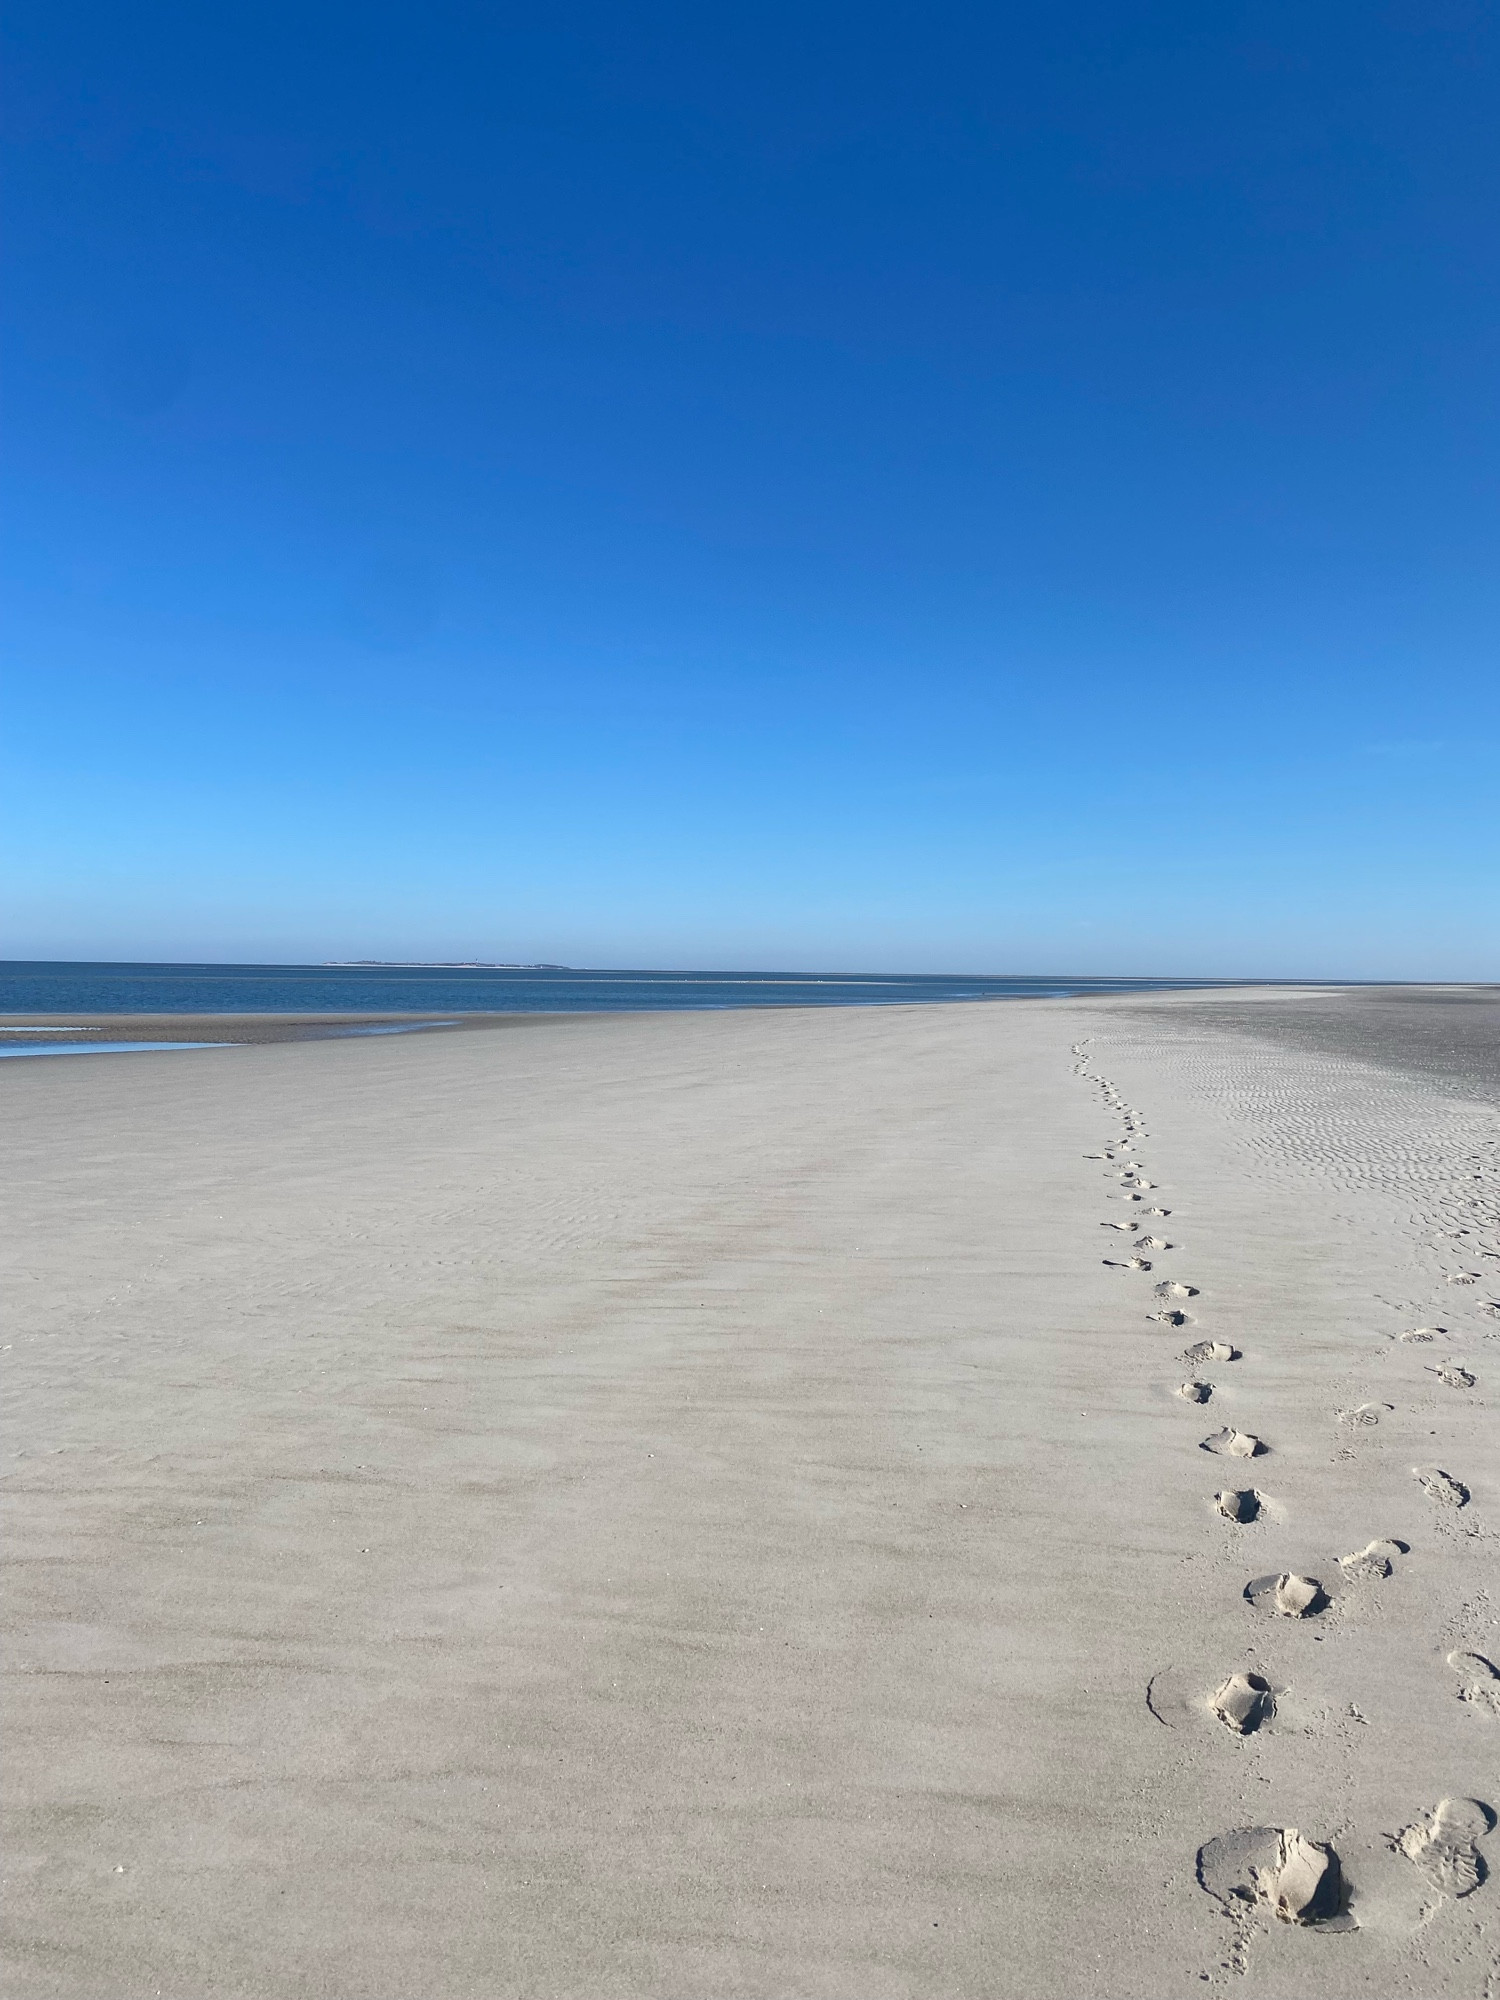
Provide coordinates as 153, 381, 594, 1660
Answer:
1067, 1039, 1493, 1950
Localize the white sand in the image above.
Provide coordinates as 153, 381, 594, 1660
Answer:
3, 994, 1496, 1997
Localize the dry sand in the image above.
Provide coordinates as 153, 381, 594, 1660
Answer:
3, 990, 1496, 1998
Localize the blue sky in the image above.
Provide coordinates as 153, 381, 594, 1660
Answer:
3, 1, 1497, 974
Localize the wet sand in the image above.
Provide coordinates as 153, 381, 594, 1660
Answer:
1122, 985, 1500, 1106
3, 990, 1496, 1997
0, 1012, 562, 1047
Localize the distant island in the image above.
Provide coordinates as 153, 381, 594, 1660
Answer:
323, 961, 573, 970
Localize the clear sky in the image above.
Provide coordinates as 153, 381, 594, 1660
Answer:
3, 2, 1497, 975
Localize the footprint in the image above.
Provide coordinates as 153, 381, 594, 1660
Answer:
1202, 1428, 1265, 1457
1212, 1672, 1275, 1734
1177, 1379, 1213, 1403
1185, 1340, 1240, 1365
1143, 1205, 1171, 1216
1155, 1280, 1199, 1300
1197, 1827, 1351, 1927
1136, 1235, 1173, 1250
1103, 1257, 1152, 1271
1100, 1220, 1134, 1231
1427, 1362, 1477, 1389
1150, 1308, 1193, 1327
1399, 1327, 1443, 1343
1337, 1403, 1393, 1428
1447, 1272, 1482, 1286
1448, 1651, 1500, 1716
1338, 1538, 1406, 1581
1397, 1798, 1494, 1898
1414, 1465, 1470, 1508
1215, 1488, 1265, 1522
1245, 1572, 1326, 1617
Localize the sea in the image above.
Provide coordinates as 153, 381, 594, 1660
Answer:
0, 960, 1280, 1056
0, 968, 1272, 1064
0, 961, 1257, 1058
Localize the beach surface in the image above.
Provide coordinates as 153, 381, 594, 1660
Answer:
3, 989, 1497, 1998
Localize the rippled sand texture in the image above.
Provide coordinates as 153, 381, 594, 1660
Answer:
3, 989, 1496, 1998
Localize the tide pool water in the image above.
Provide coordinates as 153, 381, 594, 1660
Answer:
0, 1040, 236, 1059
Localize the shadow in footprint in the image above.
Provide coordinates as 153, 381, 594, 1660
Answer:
1413, 1466, 1469, 1508
1338, 1539, 1406, 1581
1245, 1572, 1327, 1618
1202, 1428, 1265, 1458
1212, 1672, 1275, 1734
1198, 1827, 1354, 1928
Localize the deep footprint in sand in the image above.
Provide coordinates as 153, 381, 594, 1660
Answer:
1211, 1672, 1275, 1734
1136, 1235, 1173, 1250
1400, 1327, 1442, 1343
1447, 1272, 1482, 1286
1185, 1340, 1240, 1365
1448, 1652, 1500, 1716
1103, 1257, 1152, 1271
1151, 1308, 1193, 1327
1197, 1827, 1351, 1927
1100, 1220, 1134, 1230
1414, 1465, 1470, 1508
1177, 1379, 1213, 1403
1202, 1428, 1265, 1458
1427, 1361, 1477, 1389
1398, 1798, 1494, 1897
1245, 1572, 1326, 1618
1155, 1280, 1199, 1300
1215, 1488, 1265, 1522
1338, 1538, 1405, 1581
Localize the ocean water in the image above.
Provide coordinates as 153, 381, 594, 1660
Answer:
0, 961, 1246, 1018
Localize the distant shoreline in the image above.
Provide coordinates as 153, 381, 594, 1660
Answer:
322, 961, 572, 969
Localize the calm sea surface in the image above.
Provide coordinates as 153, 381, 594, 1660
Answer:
1, 961, 1245, 1018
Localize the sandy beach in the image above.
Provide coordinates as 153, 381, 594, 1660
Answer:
3, 988, 1496, 1999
